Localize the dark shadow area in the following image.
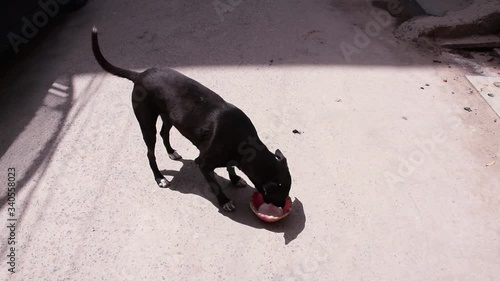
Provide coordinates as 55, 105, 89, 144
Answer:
0, 74, 74, 209
0, 0, 463, 78
371, 0, 427, 24
0, 3, 94, 215
0, 0, 83, 159
0, 1, 88, 71
161, 159, 306, 245
0, 75, 73, 256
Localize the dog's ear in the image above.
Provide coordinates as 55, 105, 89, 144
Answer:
275, 149, 287, 165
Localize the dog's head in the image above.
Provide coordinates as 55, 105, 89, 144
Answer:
261, 149, 292, 208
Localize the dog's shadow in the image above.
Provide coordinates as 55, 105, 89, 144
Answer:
161, 159, 306, 245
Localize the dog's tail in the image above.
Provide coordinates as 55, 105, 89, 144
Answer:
92, 26, 139, 82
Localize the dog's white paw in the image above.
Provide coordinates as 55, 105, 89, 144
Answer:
168, 151, 182, 160
222, 201, 236, 212
235, 178, 247, 188
157, 178, 170, 188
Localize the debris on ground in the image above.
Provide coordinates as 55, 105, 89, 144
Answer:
464, 107, 472, 112
292, 129, 302, 134
425, 83, 430, 86
486, 161, 496, 167
443, 79, 448, 82
450, 49, 475, 59
466, 76, 500, 117
420, 87, 425, 89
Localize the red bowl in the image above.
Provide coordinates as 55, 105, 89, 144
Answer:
249, 192, 292, 222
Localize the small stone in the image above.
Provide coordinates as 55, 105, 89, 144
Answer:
402, 116, 408, 120
443, 79, 447, 82
420, 87, 424, 90
292, 129, 301, 134
488, 93, 495, 97
425, 84, 430, 86
335, 99, 342, 102
464, 107, 472, 112
493, 82, 500, 88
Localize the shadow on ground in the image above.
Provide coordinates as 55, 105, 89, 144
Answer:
161, 159, 306, 245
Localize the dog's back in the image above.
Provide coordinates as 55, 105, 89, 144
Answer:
136, 67, 256, 150
92, 27, 254, 150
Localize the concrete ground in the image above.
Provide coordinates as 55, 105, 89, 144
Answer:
1, 0, 499, 280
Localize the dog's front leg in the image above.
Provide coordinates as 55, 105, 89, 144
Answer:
227, 166, 247, 187
199, 167, 235, 212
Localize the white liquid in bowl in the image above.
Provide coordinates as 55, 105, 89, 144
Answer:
258, 203, 284, 217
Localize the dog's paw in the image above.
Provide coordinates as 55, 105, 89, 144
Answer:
222, 201, 236, 212
156, 178, 170, 188
235, 178, 247, 188
168, 151, 182, 160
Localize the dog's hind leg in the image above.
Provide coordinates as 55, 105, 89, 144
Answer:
136, 111, 169, 188
160, 114, 182, 160
227, 166, 247, 187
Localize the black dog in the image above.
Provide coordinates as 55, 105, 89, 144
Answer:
91, 27, 291, 212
